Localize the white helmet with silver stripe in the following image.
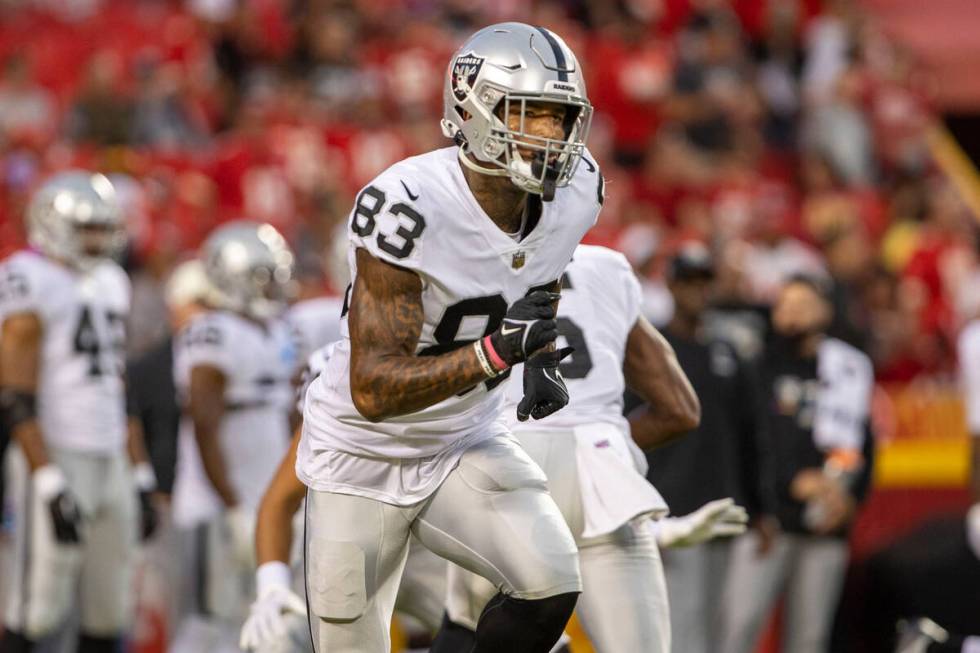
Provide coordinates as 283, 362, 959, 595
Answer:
27, 170, 126, 270
441, 22, 593, 201
200, 221, 296, 320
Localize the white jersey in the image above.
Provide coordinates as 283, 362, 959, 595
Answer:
505, 244, 669, 532
171, 310, 297, 527
0, 251, 129, 453
503, 245, 641, 438
297, 341, 337, 414
959, 319, 980, 435
287, 296, 344, 365
298, 146, 603, 503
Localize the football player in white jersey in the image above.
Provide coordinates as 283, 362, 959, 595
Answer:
433, 244, 746, 653
0, 171, 157, 653
297, 22, 603, 653
168, 221, 298, 653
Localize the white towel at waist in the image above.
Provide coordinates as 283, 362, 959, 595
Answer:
574, 423, 669, 539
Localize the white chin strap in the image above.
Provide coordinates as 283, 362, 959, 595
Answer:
456, 147, 510, 178
456, 147, 544, 198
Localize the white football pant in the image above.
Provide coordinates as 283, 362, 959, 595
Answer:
446, 427, 671, 653
303, 433, 581, 653
3, 445, 137, 639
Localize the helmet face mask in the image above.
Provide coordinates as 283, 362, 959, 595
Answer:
27, 171, 126, 270
491, 94, 592, 200
441, 23, 593, 201
201, 221, 296, 321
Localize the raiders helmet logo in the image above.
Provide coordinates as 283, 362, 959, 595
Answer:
451, 52, 485, 102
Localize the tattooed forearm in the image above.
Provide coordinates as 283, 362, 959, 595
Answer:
348, 248, 489, 422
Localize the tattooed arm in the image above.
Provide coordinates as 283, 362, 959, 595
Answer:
348, 248, 491, 422
626, 316, 701, 448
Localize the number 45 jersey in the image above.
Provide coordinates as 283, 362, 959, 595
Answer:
0, 251, 129, 453
299, 146, 603, 496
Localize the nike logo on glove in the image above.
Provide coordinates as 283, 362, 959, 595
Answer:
500, 325, 522, 336
400, 180, 419, 201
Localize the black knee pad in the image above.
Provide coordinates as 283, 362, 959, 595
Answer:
0, 630, 35, 653
429, 612, 477, 653
473, 591, 579, 653
77, 633, 121, 653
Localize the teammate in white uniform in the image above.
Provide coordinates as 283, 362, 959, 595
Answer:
0, 171, 156, 653
297, 22, 602, 653
169, 221, 297, 653
240, 341, 451, 653
286, 296, 344, 366
433, 244, 746, 653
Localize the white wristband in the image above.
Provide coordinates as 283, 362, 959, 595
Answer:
472, 340, 499, 378
34, 464, 67, 502
134, 462, 157, 492
256, 560, 292, 597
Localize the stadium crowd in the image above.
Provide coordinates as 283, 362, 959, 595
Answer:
0, 0, 973, 375
0, 1, 978, 653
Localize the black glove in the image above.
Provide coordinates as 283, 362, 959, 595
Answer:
517, 347, 574, 422
139, 491, 159, 541
48, 491, 82, 544
488, 291, 560, 367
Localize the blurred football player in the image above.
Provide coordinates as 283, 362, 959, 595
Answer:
239, 342, 448, 653
432, 244, 747, 653
297, 22, 601, 653
285, 250, 345, 367
0, 171, 156, 653
168, 221, 297, 653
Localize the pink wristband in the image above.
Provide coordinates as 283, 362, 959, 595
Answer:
481, 336, 509, 372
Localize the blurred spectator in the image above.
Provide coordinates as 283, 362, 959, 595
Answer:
0, 55, 55, 143
802, 64, 877, 187
65, 50, 134, 146
0, 0, 967, 384
751, 0, 804, 150
131, 62, 208, 150
719, 275, 875, 653
738, 183, 827, 304
645, 243, 763, 653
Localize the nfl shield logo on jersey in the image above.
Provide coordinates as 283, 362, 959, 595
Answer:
511, 251, 526, 269
452, 52, 485, 102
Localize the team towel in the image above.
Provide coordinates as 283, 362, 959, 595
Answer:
574, 423, 669, 539
813, 337, 874, 452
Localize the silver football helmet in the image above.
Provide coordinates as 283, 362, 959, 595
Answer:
26, 170, 126, 269
441, 22, 593, 201
200, 221, 296, 320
